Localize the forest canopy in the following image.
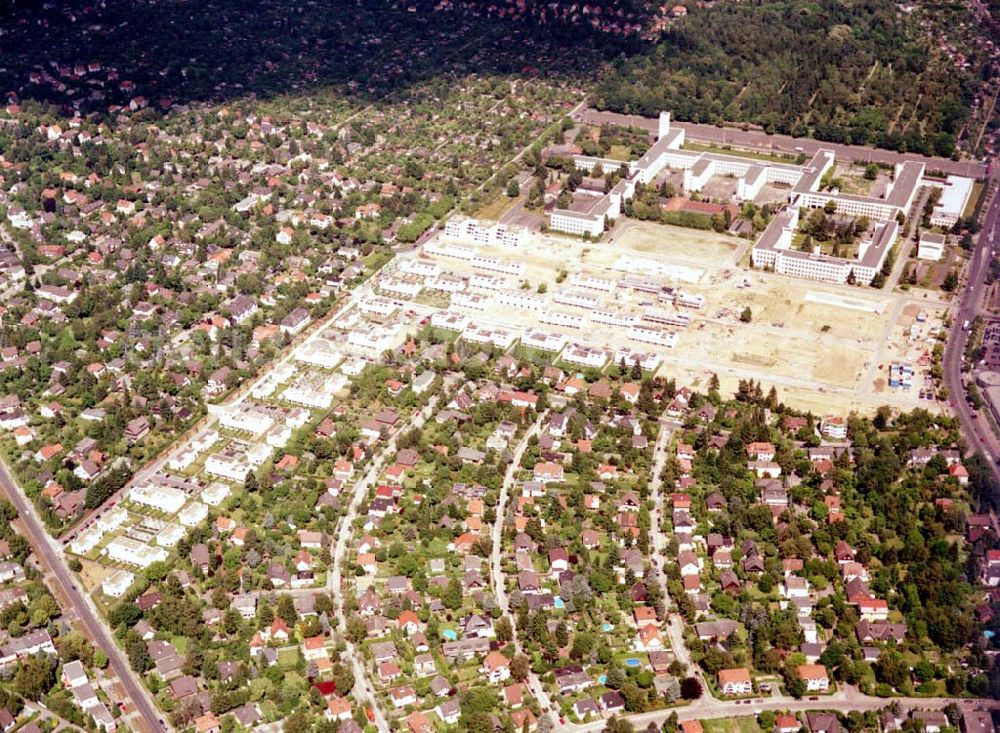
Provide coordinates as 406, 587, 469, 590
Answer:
593, 0, 973, 157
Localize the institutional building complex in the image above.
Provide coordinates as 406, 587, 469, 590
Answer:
547, 110, 977, 286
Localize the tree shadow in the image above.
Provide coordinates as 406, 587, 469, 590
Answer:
1, 0, 647, 115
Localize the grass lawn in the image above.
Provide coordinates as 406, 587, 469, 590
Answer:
364, 250, 393, 273
475, 194, 521, 221
965, 180, 985, 219
702, 717, 765, 733
681, 142, 798, 165
278, 648, 301, 669
607, 144, 633, 162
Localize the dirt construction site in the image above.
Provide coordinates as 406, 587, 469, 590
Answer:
415, 219, 951, 416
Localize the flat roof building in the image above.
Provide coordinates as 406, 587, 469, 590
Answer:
918, 232, 946, 262
129, 481, 187, 515
106, 537, 168, 568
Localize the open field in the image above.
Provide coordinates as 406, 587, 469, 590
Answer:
966, 180, 986, 219
612, 221, 742, 267
680, 142, 800, 165
79, 558, 113, 593
475, 194, 522, 221
418, 219, 949, 416
702, 717, 765, 733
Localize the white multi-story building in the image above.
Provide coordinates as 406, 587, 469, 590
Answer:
106, 537, 168, 568
613, 348, 662, 372
359, 296, 400, 318
129, 481, 187, 514
425, 274, 466, 293
496, 289, 548, 313
468, 273, 509, 291
568, 273, 616, 293
295, 340, 342, 370
539, 310, 585, 330
751, 207, 897, 286
201, 482, 232, 507
378, 275, 424, 298
929, 175, 974, 228
917, 232, 946, 261
431, 310, 471, 331
554, 290, 602, 310
220, 405, 275, 435
561, 343, 609, 369
628, 326, 678, 348
521, 330, 567, 353
443, 216, 528, 248
205, 450, 253, 482
591, 309, 638, 328
642, 308, 691, 328
102, 570, 135, 598
461, 324, 519, 350
155, 523, 185, 548
345, 325, 400, 356
398, 259, 441, 278
549, 208, 607, 238
96, 506, 128, 534
471, 254, 524, 276
178, 501, 208, 528
71, 527, 104, 555
451, 292, 490, 311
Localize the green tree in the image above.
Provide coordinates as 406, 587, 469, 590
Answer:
15, 653, 55, 700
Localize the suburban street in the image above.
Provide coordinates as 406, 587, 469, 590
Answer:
0, 456, 165, 733
489, 414, 553, 718
646, 420, 699, 681
328, 392, 445, 733
573, 692, 1000, 733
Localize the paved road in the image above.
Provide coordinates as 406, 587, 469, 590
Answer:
943, 164, 1000, 484
0, 457, 165, 733
577, 109, 988, 179
572, 692, 1000, 733
489, 414, 552, 717
328, 393, 444, 733
645, 420, 700, 683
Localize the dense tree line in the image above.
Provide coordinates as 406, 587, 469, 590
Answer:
594, 0, 973, 157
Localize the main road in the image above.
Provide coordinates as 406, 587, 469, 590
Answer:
0, 456, 165, 733
943, 162, 1000, 485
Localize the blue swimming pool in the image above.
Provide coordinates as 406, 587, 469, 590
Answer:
554, 596, 565, 609
442, 629, 457, 640
598, 675, 608, 684
601, 623, 613, 632
624, 658, 641, 668
986, 630, 996, 639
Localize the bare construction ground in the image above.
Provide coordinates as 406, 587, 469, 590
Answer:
79, 558, 113, 593
419, 219, 949, 416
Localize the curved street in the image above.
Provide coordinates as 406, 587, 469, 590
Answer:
329, 393, 444, 733
489, 413, 555, 718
